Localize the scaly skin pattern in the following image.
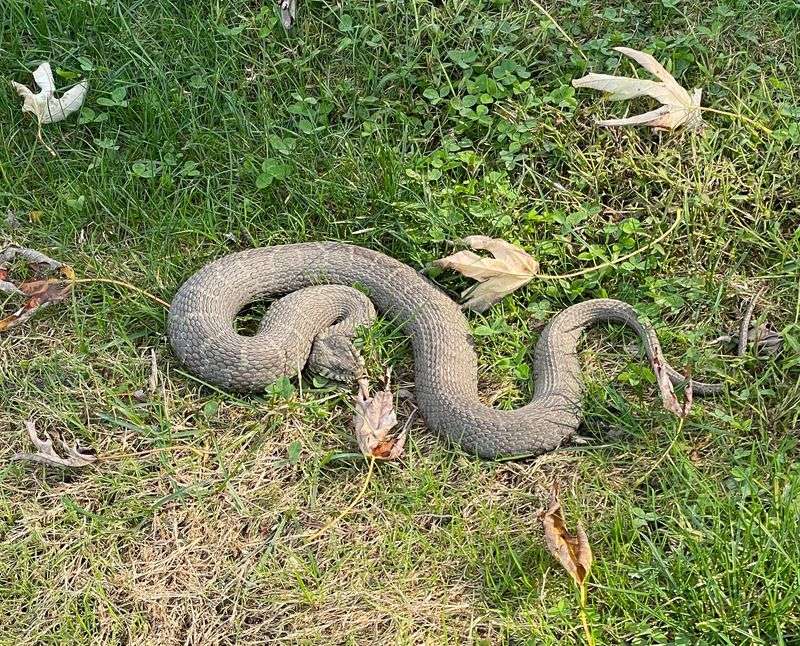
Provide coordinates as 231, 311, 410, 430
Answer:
168, 242, 721, 458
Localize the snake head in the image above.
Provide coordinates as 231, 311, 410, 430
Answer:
307, 331, 365, 383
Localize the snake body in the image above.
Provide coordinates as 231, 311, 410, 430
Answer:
168, 242, 720, 458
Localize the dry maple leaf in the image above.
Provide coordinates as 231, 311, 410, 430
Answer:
435, 236, 539, 312
11, 62, 88, 125
354, 371, 406, 460
11, 421, 97, 468
572, 46, 703, 131
540, 483, 593, 588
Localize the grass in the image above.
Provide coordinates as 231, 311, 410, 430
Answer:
1, 0, 799, 643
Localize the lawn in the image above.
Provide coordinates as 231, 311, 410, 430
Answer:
1, 0, 799, 643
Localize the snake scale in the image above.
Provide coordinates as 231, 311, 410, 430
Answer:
168, 242, 721, 458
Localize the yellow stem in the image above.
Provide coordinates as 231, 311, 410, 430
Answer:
579, 582, 595, 646
36, 121, 57, 157
699, 106, 772, 135
538, 211, 682, 281
72, 277, 171, 309
304, 456, 376, 543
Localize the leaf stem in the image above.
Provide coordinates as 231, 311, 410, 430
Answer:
72, 277, 171, 308
579, 582, 595, 646
304, 456, 376, 543
36, 122, 57, 157
538, 211, 683, 281
699, 106, 772, 135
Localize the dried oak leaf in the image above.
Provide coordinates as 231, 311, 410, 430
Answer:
572, 47, 703, 131
19, 276, 73, 307
354, 373, 406, 460
11, 421, 97, 468
540, 483, 593, 588
435, 236, 539, 312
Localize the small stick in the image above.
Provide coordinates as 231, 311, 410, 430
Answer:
737, 287, 766, 357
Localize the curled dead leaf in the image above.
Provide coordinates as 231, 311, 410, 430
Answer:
652, 351, 692, 419
0, 245, 73, 331
435, 236, 539, 312
11, 62, 88, 125
354, 371, 406, 460
11, 421, 97, 468
540, 483, 593, 588
572, 46, 703, 131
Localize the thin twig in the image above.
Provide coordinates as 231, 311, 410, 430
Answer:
737, 286, 766, 357
538, 211, 682, 281
72, 277, 170, 308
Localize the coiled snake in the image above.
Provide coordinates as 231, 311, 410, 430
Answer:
167, 242, 721, 458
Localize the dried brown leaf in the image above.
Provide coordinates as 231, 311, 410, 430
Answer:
435, 236, 539, 312
11, 421, 97, 468
540, 484, 593, 588
572, 46, 703, 131
354, 373, 405, 460
0, 245, 73, 332
652, 351, 692, 419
